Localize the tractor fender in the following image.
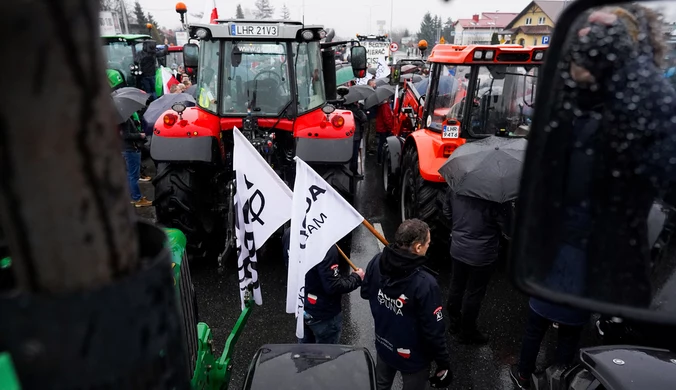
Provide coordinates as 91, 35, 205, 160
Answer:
386, 135, 404, 174
406, 129, 466, 183
151, 106, 224, 164
296, 135, 354, 164
294, 108, 356, 164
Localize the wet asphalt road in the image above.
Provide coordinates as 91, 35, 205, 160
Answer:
136, 154, 600, 389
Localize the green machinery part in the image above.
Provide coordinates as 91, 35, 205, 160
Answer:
0, 228, 252, 390
107, 69, 125, 90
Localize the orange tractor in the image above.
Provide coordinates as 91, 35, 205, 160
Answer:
381, 44, 546, 248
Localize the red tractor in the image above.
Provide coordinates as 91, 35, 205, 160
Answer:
382, 44, 545, 249
150, 19, 367, 265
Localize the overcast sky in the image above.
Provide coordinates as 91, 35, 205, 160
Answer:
137, 0, 533, 36
137, 0, 676, 37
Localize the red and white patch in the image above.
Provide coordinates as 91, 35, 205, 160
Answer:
397, 294, 408, 305
330, 264, 339, 270
397, 348, 411, 359
307, 294, 318, 305
434, 306, 444, 321
331, 264, 339, 277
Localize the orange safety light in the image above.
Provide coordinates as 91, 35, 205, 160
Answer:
163, 113, 178, 126
175, 2, 187, 13
331, 115, 345, 128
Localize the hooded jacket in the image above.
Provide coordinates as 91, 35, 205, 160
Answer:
360, 245, 450, 373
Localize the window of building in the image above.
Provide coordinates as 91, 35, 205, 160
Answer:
525, 17, 532, 25
538, 17, 546, 25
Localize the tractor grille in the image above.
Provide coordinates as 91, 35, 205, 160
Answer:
178, 253, 199, 376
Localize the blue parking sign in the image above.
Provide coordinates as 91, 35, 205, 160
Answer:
542, 36, 550, 45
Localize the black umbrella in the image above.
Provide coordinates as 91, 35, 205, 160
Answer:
374, 77, 390, 87
363, 85, 395, 110
343, 85, 376, 105
111, 87, 149, 124
143, 92, 196, 127
438, 136, 527, 203
186, 84, 198, 98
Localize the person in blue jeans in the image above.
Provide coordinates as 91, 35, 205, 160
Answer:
120, 118, 152, 207
282, 227, 364, 344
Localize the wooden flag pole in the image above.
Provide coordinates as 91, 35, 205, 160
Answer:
335, 244, 358, 271
362, 220, 389, 246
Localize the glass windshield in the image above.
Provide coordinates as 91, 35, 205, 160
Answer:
220, 41, 291, 115
430, 65, 470, 129
294, 41, 326, 113
102, 42, 134, 81
469, 65, 538, 137
197, 40, 220, 112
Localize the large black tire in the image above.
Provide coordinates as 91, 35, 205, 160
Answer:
382, 144, 397, 203
153, 163, 223, 262
399, 146, 449, 254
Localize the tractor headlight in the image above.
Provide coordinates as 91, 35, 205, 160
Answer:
319, 29, 327, 39
484, 50, 495, 60
195, 28, 209, 39
301, 30, 315, 41
473, 50, 483, 60
534, 51, 544, 61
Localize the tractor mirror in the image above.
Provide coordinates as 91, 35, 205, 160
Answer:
510, 0, 676, 326
336, 86, 349, 97
183, 43, 199, 68
350, 46, 367, 77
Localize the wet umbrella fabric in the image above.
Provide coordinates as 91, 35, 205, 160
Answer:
185, 84, 198, 97
363, 85, 395, 110
343, 85, 376, 105
111, 87, 150, 124
143, 92, 196, 127
374, 77, 389, 87
438, 136, 527, 203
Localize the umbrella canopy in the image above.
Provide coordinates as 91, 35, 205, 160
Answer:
185, 84, 198, 97
374, 77, 389, 87
143, 92, 196, 127
363, 85, 395, 110
111, 87, 149, 124
438, 136, 528, 203
343, 85, 376, 105
336, 66, 355, 86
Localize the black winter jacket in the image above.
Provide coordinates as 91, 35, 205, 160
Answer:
120, 118, 144, 152
360, 246, 450, 373
443, 192, 511, 266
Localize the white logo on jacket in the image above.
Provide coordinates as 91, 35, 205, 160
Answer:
377, 289, 407, 316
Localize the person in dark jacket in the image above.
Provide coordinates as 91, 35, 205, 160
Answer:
281, 227, 365, 344
136, 41, 157, 98
361, 219, 451, 390
120, 118, 152, 207
349, 102, 368, 179
443, 190, 511, 344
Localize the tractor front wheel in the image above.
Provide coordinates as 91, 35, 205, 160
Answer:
399, 146, 449, 255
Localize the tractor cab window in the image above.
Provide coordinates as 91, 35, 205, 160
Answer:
294, 41, 326, 113
468, 65, 538, 137
197, 40, 220, 112
221, 41, 291, 116
102, 42, 135, 81
429, 65, 470, 130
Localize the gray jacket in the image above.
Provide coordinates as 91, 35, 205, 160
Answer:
443, 190, 512, 266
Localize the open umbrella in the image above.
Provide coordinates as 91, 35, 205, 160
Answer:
185, 84, 198, 98
363, 85, 395, 110
111, 87, 149, 124
143, 92, 196, 127
438, 136, 527, 203
374, 77, 390, 87
343, 85, 376, 105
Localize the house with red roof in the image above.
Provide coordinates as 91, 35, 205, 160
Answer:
453, 12, 519, 45
502, 1, 569, 46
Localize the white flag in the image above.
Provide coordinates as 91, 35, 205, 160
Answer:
286, 157, 364, 338
233, 127, 293, 310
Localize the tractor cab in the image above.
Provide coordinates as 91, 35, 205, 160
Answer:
382, 44, 546, 252
102, 34, 167, 89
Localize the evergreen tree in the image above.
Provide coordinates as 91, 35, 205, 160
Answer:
491, 32, 500, 45
146, 12, 165, 43
442, 18, 454, 43
254, 0, 275, 19
236, 4, 245, 19
417, 12, 436, 45
133, 1, 147, 25
281, 4, 290, 20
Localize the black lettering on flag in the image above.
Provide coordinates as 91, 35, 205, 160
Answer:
244, 189, 265, 225
309, 185, 326, 202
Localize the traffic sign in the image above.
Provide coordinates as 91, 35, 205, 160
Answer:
390, 42, 399, 52
542, 36, 550, 45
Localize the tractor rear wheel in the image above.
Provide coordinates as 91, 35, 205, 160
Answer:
153, 163, 223, 263
399, 146, 449, 255
382, 145, 397, 203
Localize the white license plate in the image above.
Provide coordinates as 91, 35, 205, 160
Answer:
443, 125, 459, 138
230, 24, 279, 36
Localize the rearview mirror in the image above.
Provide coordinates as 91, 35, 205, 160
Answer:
511, 0, 676, 325
350, 46, 367, 77
183, 43, 199, 68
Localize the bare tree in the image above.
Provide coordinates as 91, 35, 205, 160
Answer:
0, 1, 139, 292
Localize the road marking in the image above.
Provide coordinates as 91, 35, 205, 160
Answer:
374, 222, 385, 251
